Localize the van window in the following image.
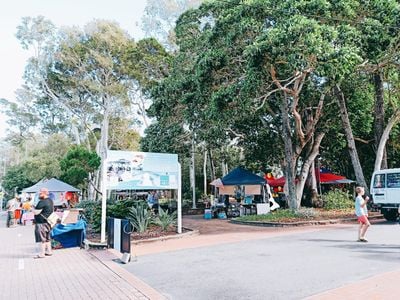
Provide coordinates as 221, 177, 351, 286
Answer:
387, 173, 400, 188
373, 174, 385, 188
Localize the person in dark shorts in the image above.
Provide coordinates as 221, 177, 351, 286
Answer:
32, 188, 54, 258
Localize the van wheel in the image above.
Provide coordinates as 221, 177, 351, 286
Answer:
383, 210, 399, 221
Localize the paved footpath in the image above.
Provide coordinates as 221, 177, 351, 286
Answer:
131, 216, 400, 300
0, 212, 165, 300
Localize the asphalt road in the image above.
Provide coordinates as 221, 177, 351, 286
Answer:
124, 220, 400, 300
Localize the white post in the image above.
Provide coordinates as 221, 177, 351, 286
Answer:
100, 157, 107, 243
191, 140, 196, 209
177, 162, 182, 234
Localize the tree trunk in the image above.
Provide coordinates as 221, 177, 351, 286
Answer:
191, 138, 196, 209
208, 149, 216, 180
295, 133, 325, 207
374, 109, 400, 171
203, 149, 207, 195
334, 85, 368, 192
373, 72, 387, 169
99, 96, 110, 194
281, 93, 297, 209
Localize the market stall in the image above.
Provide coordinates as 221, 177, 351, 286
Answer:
23, 178, 80, 208
210, 167, 271, 217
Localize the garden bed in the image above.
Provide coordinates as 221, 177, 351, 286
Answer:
232, 208, 382, 225
86, 224, 191, 243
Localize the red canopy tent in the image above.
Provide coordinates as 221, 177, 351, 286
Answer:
266, 171, 353, 188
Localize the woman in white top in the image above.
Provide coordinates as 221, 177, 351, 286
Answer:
355, 186, 370, 242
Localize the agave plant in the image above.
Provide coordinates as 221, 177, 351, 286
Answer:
154, 206, 177, 231
127, 200, 153, 233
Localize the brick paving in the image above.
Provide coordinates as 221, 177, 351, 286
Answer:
1, 210, 398, 300
0, 212, 163, 300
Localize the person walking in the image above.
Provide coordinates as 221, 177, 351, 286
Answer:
355, 186, 370, 242
32, 188, 54, 258
6, 197, 17, 227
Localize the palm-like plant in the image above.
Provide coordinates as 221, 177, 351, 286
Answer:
127, 200, 153, 233
154, 206, 177, 231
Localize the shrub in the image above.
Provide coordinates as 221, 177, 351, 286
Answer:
107, 199, 136, 219
76, 200, 102, 231
154, 206, 177, 231
127, 200, 153, 233
323, 189, 354, 210
77, 199, 138, 233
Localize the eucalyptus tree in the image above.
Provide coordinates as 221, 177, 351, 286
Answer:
15, 16, 81, 143
355, 0, 400, 170
142, 0, 203, 51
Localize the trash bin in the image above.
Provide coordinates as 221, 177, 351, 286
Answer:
107, 218, 131, 260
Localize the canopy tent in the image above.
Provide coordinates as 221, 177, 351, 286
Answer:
267, 176, 286, 187
318, 172, 354, 184
267, 171, 354, 187
210, 178, 224, 187
23, 178, 79, 193
221, 167, 266, 185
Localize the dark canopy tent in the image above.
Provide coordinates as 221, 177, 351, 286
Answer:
221, 167, 266, 185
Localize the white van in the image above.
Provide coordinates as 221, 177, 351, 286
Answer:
370, 168, 400, 221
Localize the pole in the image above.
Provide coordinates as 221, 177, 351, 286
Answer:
317, 157, 323, 201
100, 157, 107, 243
191, 139, 196, 209
177, 162, 182, 234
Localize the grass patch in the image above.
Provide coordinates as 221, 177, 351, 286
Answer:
235, 208, 355, 223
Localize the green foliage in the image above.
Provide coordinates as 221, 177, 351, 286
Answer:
107, 199, 137, 219
1, 165, 34, 196
323, 189, 354, 210
60, 146, 100, 188
127, 200, 153, 233
236, 209, 301, 222
154, 206, 177, 231
77, 199, 140, 233
1, 134, 72, 195
76, 200, 102, 232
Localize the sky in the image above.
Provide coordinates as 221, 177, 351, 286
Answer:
0, 0, 147, 138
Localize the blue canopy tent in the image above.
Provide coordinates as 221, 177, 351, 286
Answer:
221, 167, 266, 185
218, 167, 271, 214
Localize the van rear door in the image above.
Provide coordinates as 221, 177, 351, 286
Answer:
371, 173, 386, 204
385, 172, 400, 206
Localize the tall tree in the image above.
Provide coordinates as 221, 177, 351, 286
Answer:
141, 0, 202, 50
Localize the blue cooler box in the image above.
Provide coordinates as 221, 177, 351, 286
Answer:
204, 209, 212, 219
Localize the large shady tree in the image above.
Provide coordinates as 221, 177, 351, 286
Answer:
158, 0, 363, 208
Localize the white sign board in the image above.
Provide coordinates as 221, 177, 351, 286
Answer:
106, 150, 179, 190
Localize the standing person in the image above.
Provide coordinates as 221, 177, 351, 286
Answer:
14, 197, 22, 224
6, 197, 17, 228
32, 188, 54, 258
355, 186, 370, 242
147, 190, 159, 212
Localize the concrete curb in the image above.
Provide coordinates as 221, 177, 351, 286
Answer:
230, 214, 384, 227
88, 248, 167, 300
132, 227, 199, 245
